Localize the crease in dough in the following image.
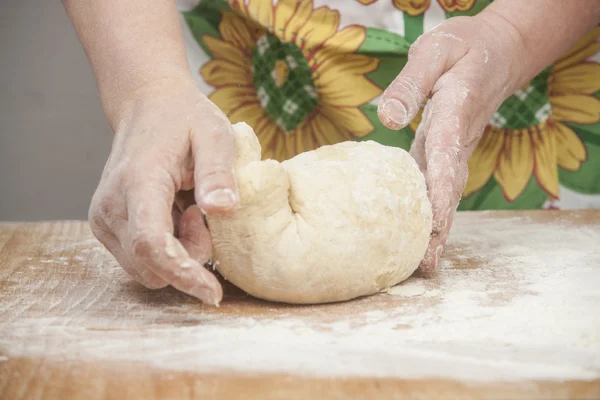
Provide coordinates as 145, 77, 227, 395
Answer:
206, 122, 433, 304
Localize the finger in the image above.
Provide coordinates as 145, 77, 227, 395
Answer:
421, 161, 468, 275
378, 31, 468, 130
419, 92, 468, 272
409, 103, 433, 174
178, 205, 213, 264
192, 104, 239, 216
419, 209, 455, 276
90, 219, 167, 289
126, 175, 223, 305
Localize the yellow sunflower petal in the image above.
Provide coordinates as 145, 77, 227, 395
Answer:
291, 120, 318, 156
392, 0, 430, 16
254, 116, 278, 142
551, 121, 587, 171
316, 54, 380, 106
463, 127, 504, 197
200, 60, 252, 87
274, 0, 296, 37
318, 76, 381, 107
321, 26, 366, 53
246, 0, 274, 29
208, 86, 257, 115
437, 0, 476, 12
252, 116, 274, 155
296, 7, 340, 51
203, 36, 248, 68
284, 0, 313, 43
275, 137, 290, 161
314, 50, 375, 79
409, 107, 425, 133
309, 26, 367, 70
228, 0, 248, 18
311, 112, 353, 146
283, 127, 299, 159
554, 26, 600, 71
494, 130, 534, 201
554, 42, 600, 73
550, 95, 600, 124
219, 12, 259, 54
256, 117, 285, 161
531, 125, 559, 198
320, 105, 375, 138
227, 102, 265, 128
551, 63, 600, 95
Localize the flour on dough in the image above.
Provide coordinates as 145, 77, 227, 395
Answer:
206, 122, 432, 304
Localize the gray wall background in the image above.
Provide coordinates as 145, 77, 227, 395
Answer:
0, 1, 112, 221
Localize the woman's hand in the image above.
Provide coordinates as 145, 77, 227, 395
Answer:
89, 78, 238, 305
377, 14, 527, 274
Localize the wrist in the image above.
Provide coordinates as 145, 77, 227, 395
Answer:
479, 0, 600, 92
103, 72, 196, 132
475, 10, 530, 97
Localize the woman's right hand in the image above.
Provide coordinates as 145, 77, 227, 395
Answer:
89, 78, 238, 305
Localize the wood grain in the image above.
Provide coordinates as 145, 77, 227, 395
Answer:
0, 211, 599, 399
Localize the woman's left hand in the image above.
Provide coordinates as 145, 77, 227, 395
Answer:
377, 13, 527, 274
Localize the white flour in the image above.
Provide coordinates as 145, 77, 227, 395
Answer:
1, 213, 599, 382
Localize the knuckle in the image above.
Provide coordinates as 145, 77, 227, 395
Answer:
391, 76, 424, 98
90, 195, 111, 221
192, 120, 235, 154
385, 77, 426, 118
88, 205, 103, 230
88, 193, 113, 233
89, 223, 112, 246
88, 218, 106, 237
172, 272, 203, 293
431, 209, 450, 237
196, 169, 234, 186
408, 33, 435, 58
137, 269, 168, 289
130, 233, 157, 260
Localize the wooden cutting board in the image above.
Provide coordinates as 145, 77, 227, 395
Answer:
0, 210, 599, 399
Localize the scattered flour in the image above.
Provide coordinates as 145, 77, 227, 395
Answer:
0, 213, 599, 382
386, 280, 428, 297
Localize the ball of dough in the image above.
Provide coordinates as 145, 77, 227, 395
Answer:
206, 122, 432, 304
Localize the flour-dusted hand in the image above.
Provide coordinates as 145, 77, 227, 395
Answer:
89, 79, 238, 305
61, 0, 242, 304
377, 13, 528, 274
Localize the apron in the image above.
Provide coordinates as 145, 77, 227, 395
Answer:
177, 0, 600, 211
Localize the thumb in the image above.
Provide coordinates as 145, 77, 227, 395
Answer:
377, 31, 467, 130
192, 109, 240, 215
178, 205, 213, 264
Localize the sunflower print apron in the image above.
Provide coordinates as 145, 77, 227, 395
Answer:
177, 0, 600, 211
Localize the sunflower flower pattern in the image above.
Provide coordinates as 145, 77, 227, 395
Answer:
356, 0, 476, 16
189, 0, 380, 161
180, 0, 600, 210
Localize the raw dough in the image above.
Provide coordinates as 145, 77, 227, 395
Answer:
206, 122, 432, 304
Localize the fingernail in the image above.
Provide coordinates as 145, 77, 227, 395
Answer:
191, 285, 220, 306
203, 188, 237, 209
382, 99, 408, 127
